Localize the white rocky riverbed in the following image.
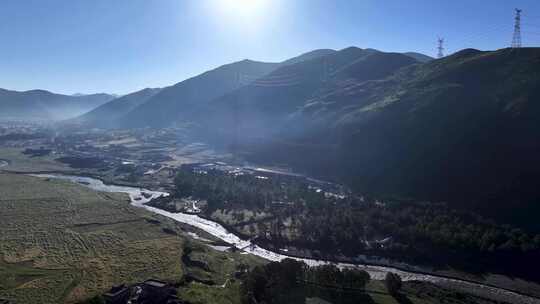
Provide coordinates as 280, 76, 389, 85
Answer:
0, 160, 8, 168
29, 173, 540, 304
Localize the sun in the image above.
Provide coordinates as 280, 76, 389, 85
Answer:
205, 0, 278, 34
216, 0, 269, 20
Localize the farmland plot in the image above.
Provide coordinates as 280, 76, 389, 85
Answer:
0, 173, 184, 303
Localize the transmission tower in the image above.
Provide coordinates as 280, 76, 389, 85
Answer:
437, 37, 445, 58
512, 8, 522, 48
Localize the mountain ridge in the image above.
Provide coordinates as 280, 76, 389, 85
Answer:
69, 88, 161, 128
198, 47, 420, 140
0, 88, 115, 121
247, 47, 540, 231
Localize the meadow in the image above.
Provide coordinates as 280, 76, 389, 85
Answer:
0, 173, 184, 303
0, 147, 71, 172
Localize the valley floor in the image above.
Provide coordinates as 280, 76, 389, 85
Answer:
0, 148, 539, 304
0, 173, 184, 303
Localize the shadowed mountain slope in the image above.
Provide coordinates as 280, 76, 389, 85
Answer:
200, 47, 419, 140
0, 89, 114, 121
249, 48, 540, 230
70, 88, 161, 128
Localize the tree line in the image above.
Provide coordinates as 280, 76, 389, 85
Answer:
240, 259, 373, 304
171, 166, 540, 281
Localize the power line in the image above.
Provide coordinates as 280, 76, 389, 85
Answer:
453, 28, 512, 51
450, 23, 510, 47
522, 14, 540, 20
522, 23, 540, 29
240, 73, 300, 80
246, 81, 302, 88
444, 8, 534, 54
454, 23, 509, 44
512, 8, 522, 48
522, 31, 540, 36
238, 72, 302, 87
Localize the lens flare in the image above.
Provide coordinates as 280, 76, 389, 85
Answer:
216, 0, 269, 20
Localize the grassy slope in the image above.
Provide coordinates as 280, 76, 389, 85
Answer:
0, 147, 72, 172
177, 242, 259, 304
0, 173, 184, 303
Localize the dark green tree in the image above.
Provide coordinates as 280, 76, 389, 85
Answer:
385, 272, 402, 295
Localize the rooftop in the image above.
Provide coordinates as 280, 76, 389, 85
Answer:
143, 279, 167, 288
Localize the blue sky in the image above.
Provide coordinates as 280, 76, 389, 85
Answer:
1, 0, 539, 95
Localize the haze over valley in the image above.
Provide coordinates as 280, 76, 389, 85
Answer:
1, 1, 540, 304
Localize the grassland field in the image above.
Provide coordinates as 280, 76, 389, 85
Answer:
0, 173, 262, 303
0, 147, 72, 173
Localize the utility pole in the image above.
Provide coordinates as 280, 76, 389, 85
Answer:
437, 37, 445, 58
511, 8, 522, 48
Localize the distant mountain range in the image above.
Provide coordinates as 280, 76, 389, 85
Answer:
69, 88, 161, 128
118, 60, 281, 129
72, 46, 540, 231
70, 48, 432, 129
199, 47, 419, 141
13, 46, 540, 230
0, 48, 432, 124
0, 89, 115, 121
234, 47, 540, 231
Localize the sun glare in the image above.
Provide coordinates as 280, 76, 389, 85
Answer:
216, 0, 269, 20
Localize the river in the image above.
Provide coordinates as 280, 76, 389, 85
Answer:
28, 173, 540, 304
